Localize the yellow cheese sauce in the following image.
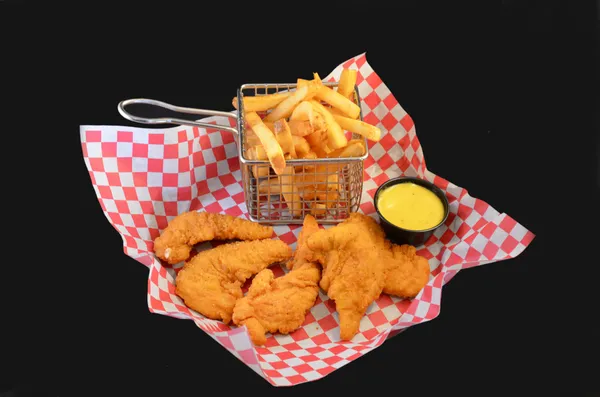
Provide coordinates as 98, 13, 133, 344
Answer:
377, 182, 445, 230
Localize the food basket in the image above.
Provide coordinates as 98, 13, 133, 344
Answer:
81, 53, 536, 387
118, 82, 367, 224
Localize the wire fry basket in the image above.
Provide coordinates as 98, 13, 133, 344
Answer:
118, 81, 367, 225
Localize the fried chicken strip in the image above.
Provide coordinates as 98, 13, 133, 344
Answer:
383, 244, 431, 298
306, 221, 386, 341
233, 215, 322, 346
341, 213, 431, 298
175, 239, 292, 323
305, 213, 431, 340
287, 214, 321, 271
232, 262, 321, 346
154, 211, 274, 265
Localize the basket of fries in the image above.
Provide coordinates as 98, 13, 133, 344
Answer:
119, 71, 381, 224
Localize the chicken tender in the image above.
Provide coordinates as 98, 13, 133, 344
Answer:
286, 214, 321, 271
306, 221, 386, 341
341, 213, 430, 298
175, 239, 292, 323
233, 215, 322, 346
154, 211, 274, 265
232, 262, 321, 346
383, 244, 431, 298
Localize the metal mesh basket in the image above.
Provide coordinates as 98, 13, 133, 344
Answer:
118, 81, 367, 225
236, 82, 367, 224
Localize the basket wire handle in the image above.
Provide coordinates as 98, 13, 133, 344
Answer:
118, 98, 238, 135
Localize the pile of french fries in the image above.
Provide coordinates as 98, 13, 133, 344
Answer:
232, 69, 382, 218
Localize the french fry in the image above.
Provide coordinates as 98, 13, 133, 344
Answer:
288, 119, 313, 136
247, 145, 268, 160
313, 72, 361, 119
300, 150, 318, 160
232, 92, 291, 112
310, 100, 348, 149
263, 121, 275, 131
245, 128, 262, 148
337, 69, 357, 99
245, 112, 286, 175
258, 178, 281, 195
264, 82, 320, 122
332, 114, 381, 142
273, 119, 296, 158
280, 165, 303, 217
295, 165, 338, 191
246, 148, 271, 178
297, 78, 309, 87
294, 150, 318, 173
290, 101, 327, 134
304, 131, 330, 157
316, 165, 339, 191
309, 203, 327, 216
253, 166, 270, 178
326, 139, 366, 158
290, 100, 312, 121
302, 191, 339, 203
291, 135, 311, 157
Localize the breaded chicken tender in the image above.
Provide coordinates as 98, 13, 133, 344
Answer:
383, 244, 430, 298
305, 213, 431, 340
175, 239, 292, 323
286, 214, 321, 271
154, 211, 273, 265
306, 220, 386, 341
232, 262, 321, 346
233, 215, 322, 346
341, 213, 431, 298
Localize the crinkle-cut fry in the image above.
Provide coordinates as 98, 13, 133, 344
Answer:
337, 69, 358, 99
309, 100, 348, 150
288, 119, 314, 136
326, 139, 366, 158
291, 135, 311, 158
264, 82, 320, 122
313, 72, 361, 119
332, 113, 382, 142
273, 119, 296, 158
245, 112, 286, 175
232, 92, 291, 112
258, 177, 281, 195
280, 165, 303, 217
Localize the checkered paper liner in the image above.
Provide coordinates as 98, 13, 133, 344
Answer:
80, 53, 535, 387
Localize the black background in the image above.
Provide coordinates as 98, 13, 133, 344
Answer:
2, 1, 599, 396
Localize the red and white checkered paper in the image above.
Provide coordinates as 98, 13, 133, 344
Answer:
80, 53, 535, 387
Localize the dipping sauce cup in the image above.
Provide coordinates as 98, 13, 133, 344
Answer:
374, 176, 449, 246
